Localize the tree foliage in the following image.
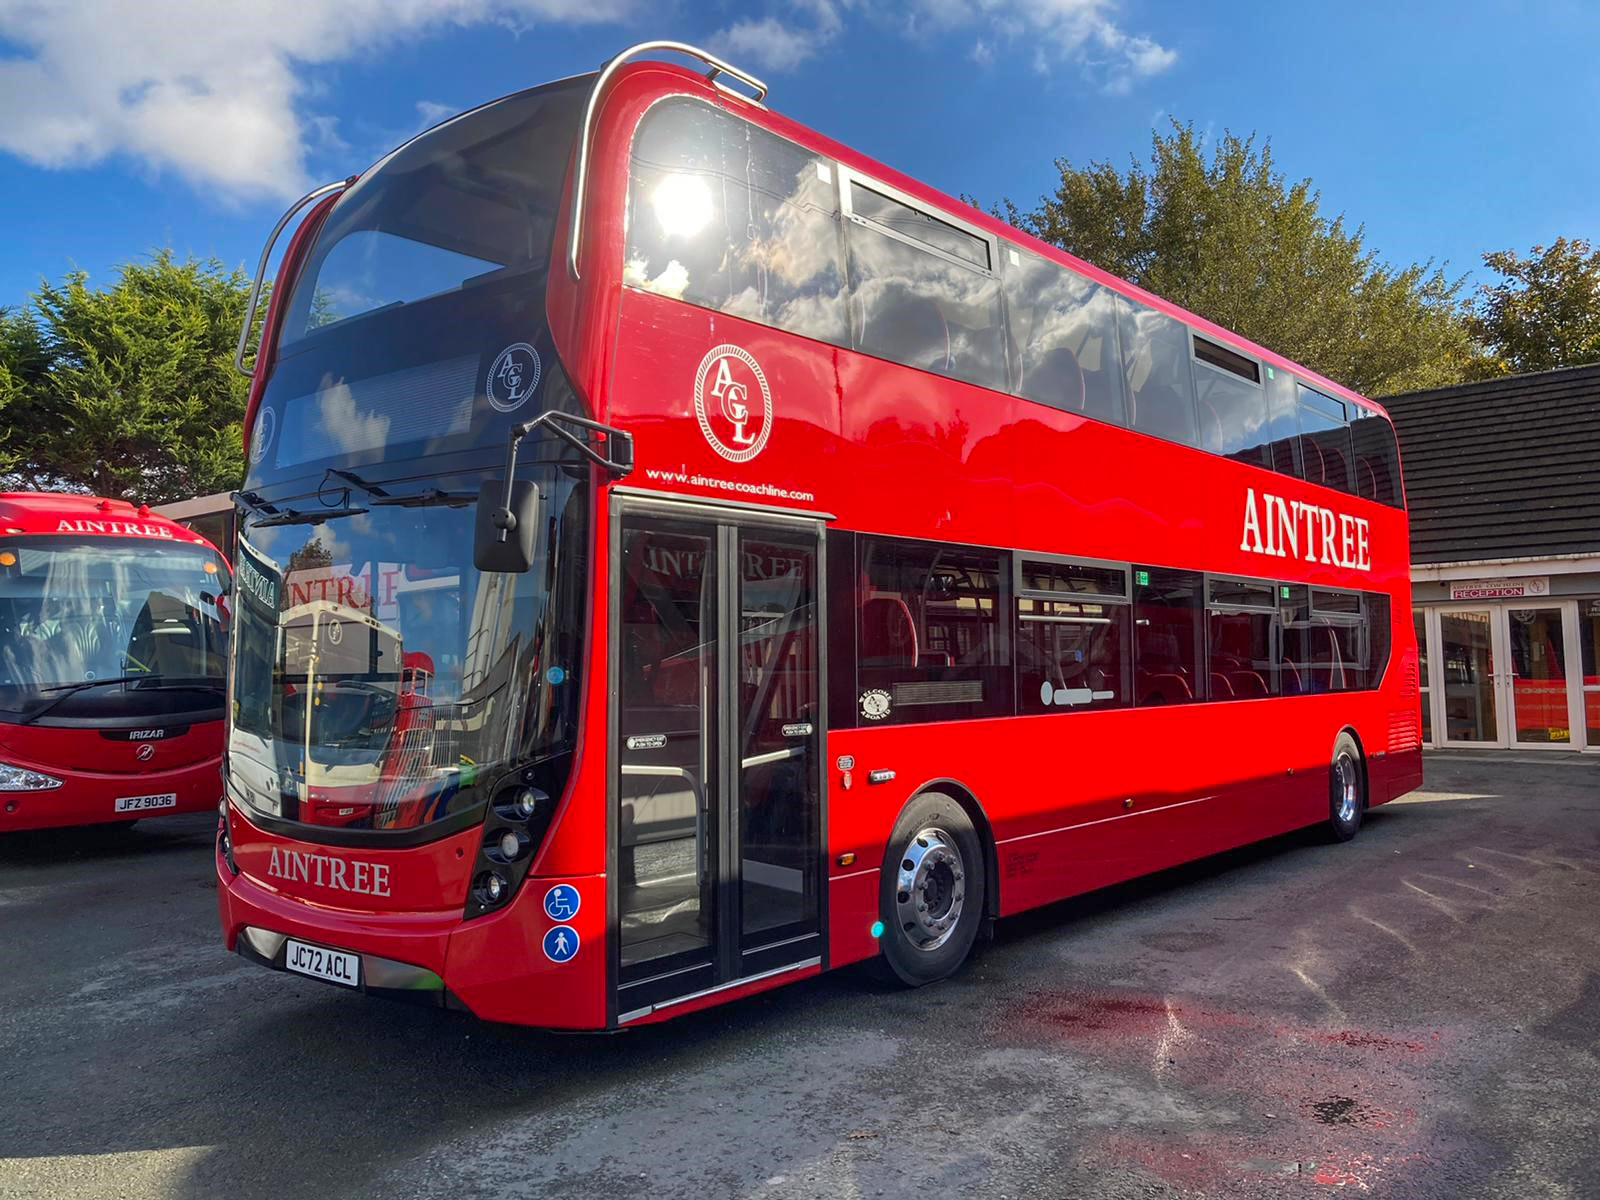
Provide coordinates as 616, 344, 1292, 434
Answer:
1470, 237, 1600, 376
1, 251, 257, 503
995, 123, 1484, 396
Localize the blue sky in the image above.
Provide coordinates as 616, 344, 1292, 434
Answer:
1, 1, 1596, 311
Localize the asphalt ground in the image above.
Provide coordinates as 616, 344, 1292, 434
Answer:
1, 753, 1597, 1200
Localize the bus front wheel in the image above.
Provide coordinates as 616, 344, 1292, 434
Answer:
877, 792, 986, 986
1326, 733, 1366, 843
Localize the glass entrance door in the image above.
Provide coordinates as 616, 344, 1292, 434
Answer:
1438, 608, 1499, 746
614, 505, 823, 1015
1506, 606, 1574, 746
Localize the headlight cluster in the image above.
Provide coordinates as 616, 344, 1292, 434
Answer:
0, 763, 63, 792
464, 776, 554, 920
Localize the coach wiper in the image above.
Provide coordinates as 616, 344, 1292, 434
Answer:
474, 410, 635, 573
323, 468, 475, 509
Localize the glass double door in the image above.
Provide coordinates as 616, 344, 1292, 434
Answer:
1434, 603, 1582, 748
613, 502, 823, 1013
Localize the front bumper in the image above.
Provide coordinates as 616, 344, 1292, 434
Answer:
216, 825, 607, 1030
0, 755, 222, 832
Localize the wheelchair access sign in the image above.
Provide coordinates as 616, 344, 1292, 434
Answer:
543, 884, 581, 922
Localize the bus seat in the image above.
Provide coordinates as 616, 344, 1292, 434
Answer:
1228, 669, 1269, 697
1137, 671, 1193, 705
860, 595, 918, 667
1026, 345, 1085, 412
1209, 671, 1235, 698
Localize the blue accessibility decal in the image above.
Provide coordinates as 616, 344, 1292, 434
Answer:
543, 925, 580, 963
543, 883, 581, 922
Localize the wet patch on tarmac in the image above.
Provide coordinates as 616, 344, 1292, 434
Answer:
999, 987, 1457, 1193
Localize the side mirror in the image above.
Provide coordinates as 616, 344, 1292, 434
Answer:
473, 479, 540, 573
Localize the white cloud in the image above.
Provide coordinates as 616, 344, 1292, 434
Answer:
711, 17, 826, 73
904, 0, 1176, 91
0, 0, 639, 201
0, 0, 1173, 201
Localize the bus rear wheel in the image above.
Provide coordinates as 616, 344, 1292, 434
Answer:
1326, 733, 1365, 843
877, 793, 985, 986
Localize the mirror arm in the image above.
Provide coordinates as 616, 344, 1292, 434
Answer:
493, 410, 634, 543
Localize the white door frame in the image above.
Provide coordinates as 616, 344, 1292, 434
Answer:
1505, 600, 1583, 751
1421, 601, 1586, 750
1431, 605, 1504, 748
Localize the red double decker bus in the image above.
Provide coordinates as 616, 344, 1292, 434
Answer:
0, 493, 230, 832
217, 42, 1422, 1028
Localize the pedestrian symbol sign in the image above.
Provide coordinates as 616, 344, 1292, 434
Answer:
543, 925, 579, 963
543, 884, 581, 921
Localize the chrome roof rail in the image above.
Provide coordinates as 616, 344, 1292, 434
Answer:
234, 179, 349, 378
567, 41, 767, 281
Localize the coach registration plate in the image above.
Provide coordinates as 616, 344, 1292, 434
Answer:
284, 940, 360, 989
114, 793, 177, 813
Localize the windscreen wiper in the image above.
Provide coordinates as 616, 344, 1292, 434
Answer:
325, 469, 472, 509
249, 505, 369, 528
20, 676, 225, 725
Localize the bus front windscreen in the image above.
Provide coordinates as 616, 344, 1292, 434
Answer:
227, 468, 588, 836
0, 537, 229, 723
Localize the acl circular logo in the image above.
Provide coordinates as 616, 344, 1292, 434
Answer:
249, 406, 275, 463
693, 344, 772, 463
487, 342, 541, 413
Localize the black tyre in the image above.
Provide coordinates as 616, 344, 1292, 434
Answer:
1326, 732, 1365, 842
877, 792, 986, 986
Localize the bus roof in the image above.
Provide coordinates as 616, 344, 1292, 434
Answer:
615, 59, 1391, 423
0, 491, 220, 551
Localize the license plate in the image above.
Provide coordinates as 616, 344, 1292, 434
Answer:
114, 792, 177, 813
283, 939, 361, 989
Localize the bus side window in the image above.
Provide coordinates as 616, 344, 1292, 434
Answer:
1296, 385, 1357, 495
1015, 558, 1131, 711
1116, 297, 1199, 447
845, 182, 1006, 392
1191, 336, 1269, 466
1133, 567, 1204, 704
1206, 578, 1279, 698
856, 536, 1011, 724
625, 97, 849, 348
1349, 409, 1403, 507
1002, 249, 1128, 426
1263, 367, 1303, 477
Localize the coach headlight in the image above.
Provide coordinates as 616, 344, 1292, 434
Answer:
0, 762, 63, 791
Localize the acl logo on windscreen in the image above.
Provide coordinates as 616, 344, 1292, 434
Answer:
693, 344, 772, 463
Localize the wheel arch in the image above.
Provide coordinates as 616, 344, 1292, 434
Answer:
903, 777, 1001, 922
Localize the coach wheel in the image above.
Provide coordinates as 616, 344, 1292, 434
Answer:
877, 792, 986, 986
1326, 733, 1365, 843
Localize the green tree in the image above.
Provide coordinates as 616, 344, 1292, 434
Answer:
3, 251, 258, 503
0, 306, 51, 478
994, 122, 1484, 396
1471, 237, 1600, 376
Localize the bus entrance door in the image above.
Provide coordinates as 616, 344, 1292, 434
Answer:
613, 500, 824, 1018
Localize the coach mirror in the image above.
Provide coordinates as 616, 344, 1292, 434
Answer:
473, 479, 540, 573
